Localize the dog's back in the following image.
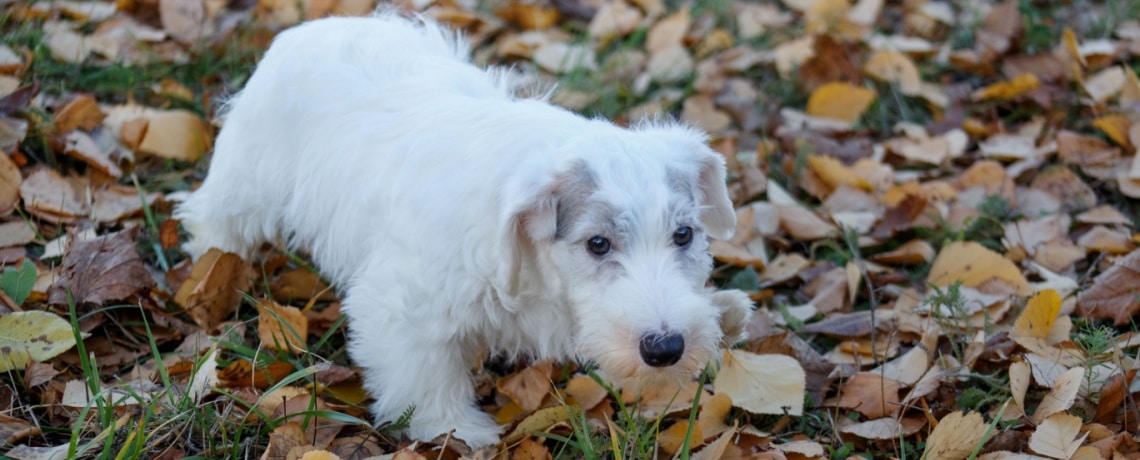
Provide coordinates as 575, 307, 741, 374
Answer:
176, 13, 582, 283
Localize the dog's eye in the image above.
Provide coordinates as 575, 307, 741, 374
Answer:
673, 226, 693, 247
586, 236, 611, 255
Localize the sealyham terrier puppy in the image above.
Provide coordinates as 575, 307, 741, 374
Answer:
176, 12, 749, 447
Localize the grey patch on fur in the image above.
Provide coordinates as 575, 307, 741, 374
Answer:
554, 161, 599, 240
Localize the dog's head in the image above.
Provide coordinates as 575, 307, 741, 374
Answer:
498, 122, 735, 386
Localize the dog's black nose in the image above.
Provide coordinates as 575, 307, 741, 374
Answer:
639, 333, 685, 367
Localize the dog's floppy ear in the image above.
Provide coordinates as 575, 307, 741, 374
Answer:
692, 148, 736, 240
497, 160, 591, 298
640, 124, 736, 240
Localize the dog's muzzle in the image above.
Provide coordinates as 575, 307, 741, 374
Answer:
638, 333, 685, 367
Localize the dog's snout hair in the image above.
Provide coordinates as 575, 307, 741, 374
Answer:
175, 11, 744, 447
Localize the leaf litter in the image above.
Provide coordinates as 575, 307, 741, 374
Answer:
0, 0, 1138, 458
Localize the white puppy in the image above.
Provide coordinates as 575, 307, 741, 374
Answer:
176, 12, 746, 446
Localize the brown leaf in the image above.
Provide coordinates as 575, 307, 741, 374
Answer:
497, 361, 553, 413
563, 374, 608, 411
48, 228, 154, 306
19, 168, 87, 223
0, 151, 20, 217
1076, 249, 1140, 325
53, 94, 104, 134
511, 438, 552, 460
831, 372, 900, 419
174, 248, 252, 332
0, 414, 40, 444
257, 300, 309, 354
805, 82, 876, 124
218, 358, 297, 389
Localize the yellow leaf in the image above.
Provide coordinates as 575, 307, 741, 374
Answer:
0, 311, 79, 372
1092, 114, 1133, 148
505, 406, 569, 443
564, 374, 608, 410
807, 154, 872, 192
136, 109, 211, 162
927, 241, 1031, 295
971, 73, 1039, 101
863, 49, 921, 95
806, 82, 876, 124
1029, 412, 1087, 459
257, 300, 309, 354
713, 350, 805, 415
923, 411, 988, 460
300, 451, 342, 460
659, 420, 703, 454
697, 392, 733, 438
1063, 27, 1085, 68
1013, 289, 1061, 339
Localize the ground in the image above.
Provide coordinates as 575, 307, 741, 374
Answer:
0, 0, 1139, 459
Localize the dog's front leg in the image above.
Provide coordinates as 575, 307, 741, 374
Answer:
344, 289, 502, 447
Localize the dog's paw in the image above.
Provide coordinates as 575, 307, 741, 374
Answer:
448, 411, 503, 448
711, 289, 753, 345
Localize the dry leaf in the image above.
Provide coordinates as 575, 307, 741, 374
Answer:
863, 50, 921, 94
972, 73, 1040, 101
1076, 249, 1140, 325
713, 350, 805, 415
659, 420, 703, 454
1028, 412, 1087, 459
922, 411, 989, 460
831, 372, 900, 419
807, 154, 872, 192
174, 248, 252, 332
1033, 367, 1085, 424
1012, 289, 1061, 340
497, 361, 552, 413
563, 374, 607, 410
256, 300, 309, 354
0, 151, 22, 217
48, 227, 155, 306
927, 241, 1031, 295
135, 109, 211, 162
840, 417, 925, 440
805, 82, 876, 124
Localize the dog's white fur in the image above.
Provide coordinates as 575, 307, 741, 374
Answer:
176, 13, 746, 446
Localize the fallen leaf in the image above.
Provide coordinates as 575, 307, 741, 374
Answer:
19, 168, 87, 223
135, 109, 211, 162
922, 411, 989, 460
972, 73, 1040, 101
1075, 249, 1140, 325
863, 49, 921, 94
174, 248, 252, 332
840, 416, 925, 440
0, 310, 78, 372
505, 406, 569, 443
1092, 115, 1133, 148
1029, 412, 1087, 459
0, 151, 20, 217
831, 372, 900, 419
563, 374, 607, 410
0, 414, 40, 445
256, 300, 308, 354
1012, 289, 1061, 340
805, 82, 876, 124
713, 350, 805, 415
497, 361, 552, 413
511, 437, 551, 460
807, 154, 872, 192
1084, 66, 1126, 102
48, 227, 155, 306
52, 94, 104, 134
927, 241, 1031, 295
1033, 367, 1085, 424
659, 420, 703, 454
